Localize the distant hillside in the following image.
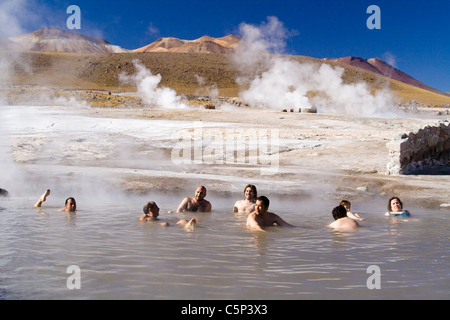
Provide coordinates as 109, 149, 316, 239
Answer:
4, 27, 447, 97
326, 56, 445, 95
133, 35, 241, 54
9, 27, 128, 54
135, 36, 446, 96
3, 51, 449, 106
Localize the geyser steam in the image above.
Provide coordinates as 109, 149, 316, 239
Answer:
234, 16, 400, 117
120, 60, 189, 109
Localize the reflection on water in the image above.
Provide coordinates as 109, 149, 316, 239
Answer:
0, 196, 449, 300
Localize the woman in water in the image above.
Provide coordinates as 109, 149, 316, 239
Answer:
384, 197, 410, 217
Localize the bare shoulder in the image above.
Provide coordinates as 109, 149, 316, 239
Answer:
330, 217, 359, 231
246, 211, 257, 223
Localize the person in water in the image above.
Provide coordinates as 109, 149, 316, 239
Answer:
141, 200, 196, 230
34, 189, 77, 212
328, 205, 359, 232
140, 201, 169, 226
385, 197, 410, 217
0, 188, 9, 197
246, 196, 294, 232
176, 186, 212, 213
339, 200, 365, 221
61, 197, 77, 212
233, 184, 257, 214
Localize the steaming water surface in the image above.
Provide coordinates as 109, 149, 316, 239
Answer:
1, 197, 449, 300
0, 105, 449, 299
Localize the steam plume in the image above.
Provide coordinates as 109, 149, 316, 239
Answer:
120, 60, 189, 109
234, 16, 401, 117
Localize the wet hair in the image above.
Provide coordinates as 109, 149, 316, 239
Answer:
143, 201, 156, 214
256, 196, 270, 208
332, 205, 347, 220
339, 200, 351, 208
388, 197, 403, 211
65, 197, 76, 205
244, 184, 257, 198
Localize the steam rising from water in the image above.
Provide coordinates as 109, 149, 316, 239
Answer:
119, 60, 189, 109
234, 16, 401, 117
0, 109, 26, 196
114, 16, 402, 116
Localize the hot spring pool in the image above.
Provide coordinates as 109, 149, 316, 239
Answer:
0, 105, 448, 300
0, 192, 448, 300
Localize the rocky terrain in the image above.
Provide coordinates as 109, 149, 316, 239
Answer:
1, 28, 449, 210
1, 50, 449, 108
3, 27, 449, 103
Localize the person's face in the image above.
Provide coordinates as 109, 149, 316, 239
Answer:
65, 199, 76, 212
343, 204, 350, 211
390, 199, 402, 212
195, 187, 206, 201
245, 187, 255, 201
255, 200, 267, 215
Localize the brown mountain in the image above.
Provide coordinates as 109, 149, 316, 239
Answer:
326, 56, 444, 94
3, 27, 447, 102
133, 35, 241, 54
133, 37, 187, 52
9, 27, 128, 54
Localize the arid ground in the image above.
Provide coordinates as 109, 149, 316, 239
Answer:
1, 51, 449, 209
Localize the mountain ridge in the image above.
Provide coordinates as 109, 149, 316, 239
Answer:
9, 27, 128, 54
132, 34, 240, 54
326, 56, 443, 95
3, 27, 448, 97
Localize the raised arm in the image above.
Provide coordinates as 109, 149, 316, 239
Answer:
176, 197, 189, 213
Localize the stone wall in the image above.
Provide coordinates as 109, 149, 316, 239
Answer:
386, 121, 450, 175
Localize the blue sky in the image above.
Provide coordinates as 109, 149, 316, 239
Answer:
2, 0, 450, 92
